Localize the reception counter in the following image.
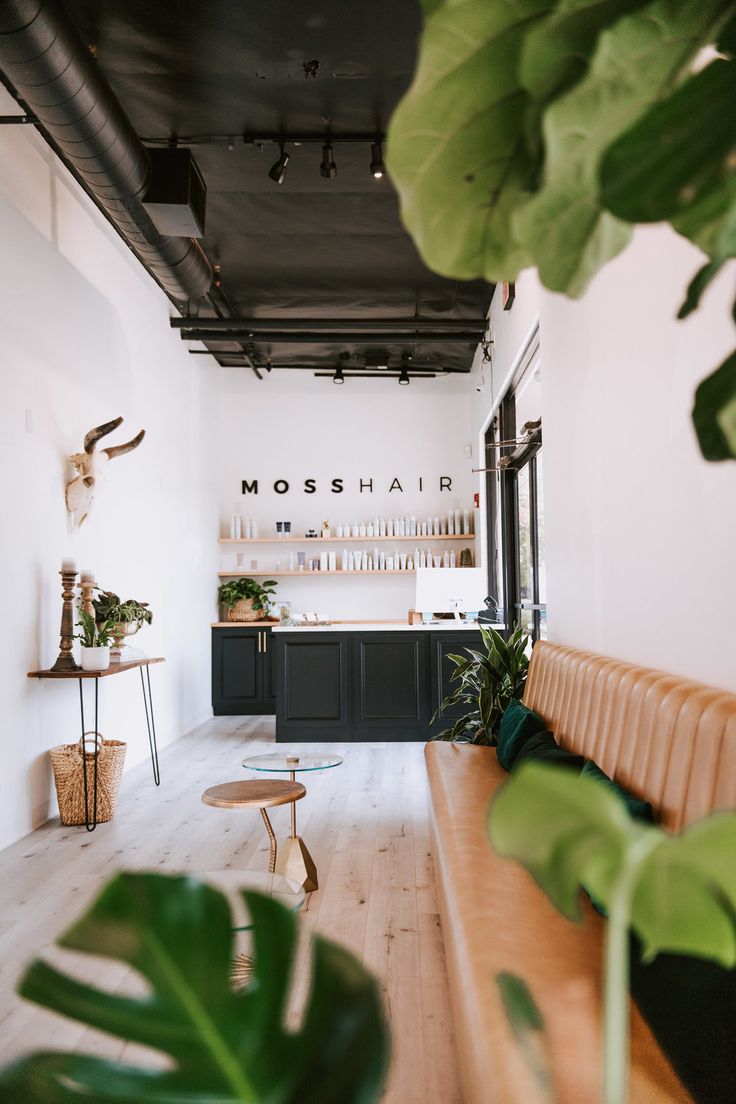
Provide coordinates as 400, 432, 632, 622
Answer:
271, 621, 501, 742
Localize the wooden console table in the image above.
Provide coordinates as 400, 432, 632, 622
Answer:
27, 657, 164, 831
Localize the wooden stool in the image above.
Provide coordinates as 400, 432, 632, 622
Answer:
202, 780, 306, 873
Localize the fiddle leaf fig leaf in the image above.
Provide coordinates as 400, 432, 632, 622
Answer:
489, 764, 736, 968
512, 0, 731, 296
520, 0, 653, 107
0, 873, 389, 1104
692, 350, 736, 461
386, 0, 555, 283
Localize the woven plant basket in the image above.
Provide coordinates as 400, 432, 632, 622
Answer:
227, 597, 261, 622
50, 732, 126, 826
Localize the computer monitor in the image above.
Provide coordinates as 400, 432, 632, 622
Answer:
414, 567, 488, 620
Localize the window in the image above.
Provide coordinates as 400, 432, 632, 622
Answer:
485, 341, 546, 641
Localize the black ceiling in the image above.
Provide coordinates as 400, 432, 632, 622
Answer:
59, 0, 490, 375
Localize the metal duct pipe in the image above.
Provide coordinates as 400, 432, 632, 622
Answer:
0, 0, 212, 302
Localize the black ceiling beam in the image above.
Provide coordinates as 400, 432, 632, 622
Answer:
180, 330, 482, 344
172, 317, 488, 332
143, 131, 386, 147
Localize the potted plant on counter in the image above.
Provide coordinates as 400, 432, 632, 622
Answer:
218, 577, 278, 622
76, 611, 112, 672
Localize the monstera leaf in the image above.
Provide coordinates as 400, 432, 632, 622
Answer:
386, 0, 555, 284
513, 0, 731, 297
692, 350, 736, 461
489, 763, 736, 1103
0, 873, 389, 1103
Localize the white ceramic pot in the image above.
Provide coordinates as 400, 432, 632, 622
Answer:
80, 645, 111, 672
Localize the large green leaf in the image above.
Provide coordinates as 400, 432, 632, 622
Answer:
600, 54, 736, 308
520, 0, 653, 107
0, 873, 389, 1103
692, 350, 736, 461
386, 0, 555, 283
513, 0, 731, 296
488, 763, 736, 965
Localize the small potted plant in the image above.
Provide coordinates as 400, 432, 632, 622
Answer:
93, 590, 153, 656
218, 577, 278, 622
76, 611, 113, 672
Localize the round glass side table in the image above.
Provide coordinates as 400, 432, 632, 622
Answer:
241, 753, 344, 892
199, 868, 306, 987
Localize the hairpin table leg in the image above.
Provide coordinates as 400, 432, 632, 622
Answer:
140, 666, 161, 785
78, 677, 99, 832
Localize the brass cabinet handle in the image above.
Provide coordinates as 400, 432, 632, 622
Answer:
263, 631, 268, 654
257, 631, 262, 654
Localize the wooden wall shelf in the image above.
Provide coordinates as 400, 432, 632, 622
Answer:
219, 534, 474, 544
218, 569, 472, 578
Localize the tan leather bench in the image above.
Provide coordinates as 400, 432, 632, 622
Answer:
426, 641, 736, 1103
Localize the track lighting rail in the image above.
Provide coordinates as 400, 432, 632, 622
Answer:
171, 317, 488, 331
179, 330, 483, 344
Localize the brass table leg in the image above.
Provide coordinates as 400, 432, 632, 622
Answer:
275, 769, 318, 892
260, 807, 277, 873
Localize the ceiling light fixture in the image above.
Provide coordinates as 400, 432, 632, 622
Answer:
333, 363, 345, 384
370, 141, 385, 180
268, 143, 289, 184
320, 143, 337, 179
398, 366, 410, 385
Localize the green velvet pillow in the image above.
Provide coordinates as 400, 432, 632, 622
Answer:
496, 699, 548, 771
580, 760, 654, 824
511, 729, 586, 772
630, 932, 736, 1103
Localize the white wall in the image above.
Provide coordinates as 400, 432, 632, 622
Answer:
470, 228, 736, 693
0, 88, 219, 849
216, 370, 477, 619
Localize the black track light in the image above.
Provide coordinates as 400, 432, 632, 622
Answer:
269, 143, 289, 184
370, 141, 385, 179
320, 143, 337, 179
398, 365, 410, 385
333, 363, 345, 385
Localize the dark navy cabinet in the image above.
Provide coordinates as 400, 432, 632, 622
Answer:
277, 633, 350, 735
273, 628, 482, 742
211, 626, 276, 715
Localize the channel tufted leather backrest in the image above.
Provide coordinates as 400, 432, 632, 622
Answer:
524, 642, 736, 831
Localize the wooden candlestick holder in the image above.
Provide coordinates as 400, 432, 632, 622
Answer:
79, 578, 96, 619
51, 568, 81, 672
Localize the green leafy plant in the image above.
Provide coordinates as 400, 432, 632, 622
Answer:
431, 625, 530, 744
218, 577, 278, 613
488, 763, 736, 1104
496, 972, 553, 1099
94, 589, 153, 628
75, 610, 112, 648
0, 872, 390, 1103
387, 0, 736, 461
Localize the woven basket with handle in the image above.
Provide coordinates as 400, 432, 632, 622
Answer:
226, 597, 261, 622
50, 732, 126, 825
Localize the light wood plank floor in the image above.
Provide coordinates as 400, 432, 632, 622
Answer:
0, 716, 462, 1102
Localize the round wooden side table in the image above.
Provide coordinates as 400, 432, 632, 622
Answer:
202, 779, 306, 874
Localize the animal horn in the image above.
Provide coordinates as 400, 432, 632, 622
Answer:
104, 429, 145, 460
84, 417, 124, 453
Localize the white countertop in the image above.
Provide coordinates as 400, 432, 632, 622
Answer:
272, 621, 503, 633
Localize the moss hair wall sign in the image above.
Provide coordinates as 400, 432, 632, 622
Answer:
241, 475, 456, 495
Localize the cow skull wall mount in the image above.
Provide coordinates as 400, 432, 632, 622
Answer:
65, 417, 145, 529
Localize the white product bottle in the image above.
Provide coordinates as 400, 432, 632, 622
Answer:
443, 550, 450, 568
251, 519, 259, 539
447, 513, 455, 536
359, 523, 367, 538
463, 510, 470, 536
229, 515, 240, 540
410, 516, 417, 536
379, 517, 386, 537
387, 556, 394, 571
367, 523, 374, 537
450, 551, 457, 568
329, 551, 337, 571
455, 509, 462, 535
